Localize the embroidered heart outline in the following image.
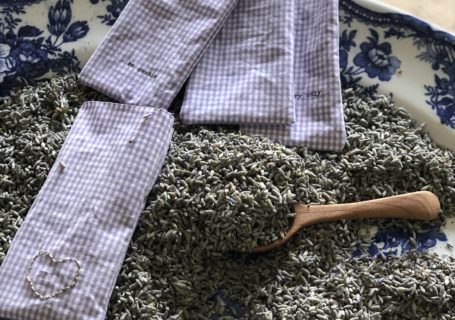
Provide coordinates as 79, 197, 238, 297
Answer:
26, 251, 82, 300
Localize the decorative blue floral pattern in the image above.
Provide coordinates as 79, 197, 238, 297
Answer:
353, 29, 401, 81
339, 29, 382, 95
90, 0, 128, 26
426, 68, 455, 128
0, 0, 88, 97
353, 225, 447, 258
340, 0, 455, 129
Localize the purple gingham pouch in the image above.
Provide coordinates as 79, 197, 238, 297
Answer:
241, 0, 347, 151
179, 0, 295, 125
0, 102, 173, 320
79, 0, 238, 108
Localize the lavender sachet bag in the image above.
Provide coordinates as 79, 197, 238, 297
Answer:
79, 0, 238, 108
241, 0, 347, 151
0, 102, 173, 320
179, 0, 295, 125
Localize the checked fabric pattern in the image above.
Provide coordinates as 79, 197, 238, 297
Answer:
180, 0, 295, 125
0, 102, 174, 320
79, 0, 238, 108
241, 0, 347, 151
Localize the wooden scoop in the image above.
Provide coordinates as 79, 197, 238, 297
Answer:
253, 191, 441, 253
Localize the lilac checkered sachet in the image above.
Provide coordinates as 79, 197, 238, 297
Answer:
79, 0, 238, 108
0, 102, 174, 320
179, 0, 295, 125
241, 0, 347, 151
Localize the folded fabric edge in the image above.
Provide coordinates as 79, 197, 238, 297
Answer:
178, 110, 297, 126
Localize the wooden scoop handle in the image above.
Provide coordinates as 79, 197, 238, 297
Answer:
295, 191, 440, 227
252, 191, 440, 253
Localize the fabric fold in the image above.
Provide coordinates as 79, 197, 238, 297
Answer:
0, 102, 174, 320
179, 0, 295, 125
79, 0, 238, 108
240, 0, 347, 151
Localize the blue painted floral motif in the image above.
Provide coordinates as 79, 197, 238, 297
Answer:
424, 60, 455, 128
90, 0, 128, 26
0, 0, 88, 97
48, 0, 72, 36
340, 0, 455, 129
339, 29, 381, 95
352, 225, 447, 258
353, 29, 401, 81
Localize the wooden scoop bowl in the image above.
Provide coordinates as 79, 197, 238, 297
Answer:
253, 191, 441, 253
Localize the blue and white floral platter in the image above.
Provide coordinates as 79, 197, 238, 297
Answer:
1, 0, 455, 258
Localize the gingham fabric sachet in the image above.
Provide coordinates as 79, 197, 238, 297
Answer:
79, 0, 238, 108
240, 0, 347, 151
179, 0, 295, 125
0, 102, 174, 320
